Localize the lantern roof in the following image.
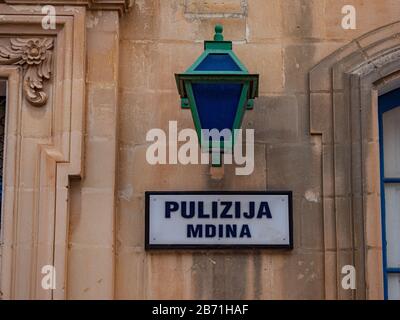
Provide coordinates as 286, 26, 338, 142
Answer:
175, 25, 259, 100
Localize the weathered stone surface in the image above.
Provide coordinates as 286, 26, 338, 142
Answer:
281, 0, 325, 39
266, 140, 322, 197
284, 42, 345, 93
185, 0, 246, 15
297, 196, 324, 250
67, 245, 114, 299
121, 0, 247, 41
235, 43, 284, 94
243, 95, 299, 143
247, 0, 282, 41
3, 0, 399, 301
325, 0, 400, 40
310, 93, 333, 141
272, 252, 325, 299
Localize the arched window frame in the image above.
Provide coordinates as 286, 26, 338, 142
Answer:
309, 20, 400, 299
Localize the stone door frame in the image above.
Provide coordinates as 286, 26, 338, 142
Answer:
310, 21, 400, 300
0, 0, 129, 300
0, 5, 86, 300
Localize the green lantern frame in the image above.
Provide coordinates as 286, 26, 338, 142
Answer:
175, 25, 259, 163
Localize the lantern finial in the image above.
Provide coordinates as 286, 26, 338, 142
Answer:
214, 25, 224, 41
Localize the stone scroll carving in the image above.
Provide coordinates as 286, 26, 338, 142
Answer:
0, 38, 53, 107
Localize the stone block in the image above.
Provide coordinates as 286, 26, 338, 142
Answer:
120, 0, 160, 41
118, 144, 209, 196
281, 0, 326, 39
69, 187, 114, 246
190, 18, 247, 41
284, 42, 345, 93
86, 10, 119, 33
185, 0, 246, 15
115, 248, 146, 299
323, 197, 336, 251
365, 193, 383, 248
271, 252, 325, 299
322, 144, 335, 198
310, 92, 333, 142
325, 0, 400, 41
118, 91, 194, 146
219, 143, 267, 189
82, 138, 117, 189
87, 85, 118, 139
236, 43, 284, 94
337, 249, 356, 300
247, 0, 282, 41
243, 95, 299, 143
333, 92, 350, 143
363, 141, 381, 194
191, 252, 252, 299
334, 143, 352, 197
335, 197, 353, 250
266, 141, 322, 198
297, 196, 324, 250
122, 0, 247, 41
117, 194, 145, 248
146, 253, 190, 299
365, 248, 384, 299
67, 245, 114, 299
86, 31, 118, 84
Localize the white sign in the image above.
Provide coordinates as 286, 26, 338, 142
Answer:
145, 192, 293, 249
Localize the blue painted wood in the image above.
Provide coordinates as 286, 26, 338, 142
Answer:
383, 178, 400, 184
387, 268, 400, 274
378, 87, 400, 300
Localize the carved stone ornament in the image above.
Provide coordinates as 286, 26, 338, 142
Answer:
0, 38, 54, 107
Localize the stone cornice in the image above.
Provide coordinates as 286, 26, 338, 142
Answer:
4, 0, 132, 14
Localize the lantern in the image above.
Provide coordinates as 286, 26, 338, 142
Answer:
175, 25, 259, 166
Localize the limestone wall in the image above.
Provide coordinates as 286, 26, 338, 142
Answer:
1, 0, 399, 300
114, 0, 400, 299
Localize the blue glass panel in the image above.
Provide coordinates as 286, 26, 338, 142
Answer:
379, 88, 400, 113
192, 83, 243, 132
195, 54, 241, 71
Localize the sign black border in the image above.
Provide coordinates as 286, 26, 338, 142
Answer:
145, 191, 293, 250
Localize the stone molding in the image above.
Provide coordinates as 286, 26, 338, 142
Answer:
0, 5, 86, 300
309, 21, 400, 300
0, 38, 54, 107
4, 0, 132, 14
